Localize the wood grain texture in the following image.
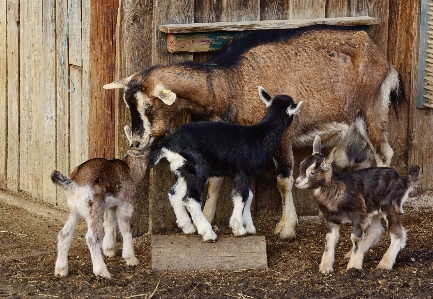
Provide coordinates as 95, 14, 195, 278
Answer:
117, 0, 154, 237
68, 0, 82, 67
260, 0, 289, 20
289, 0, 325, 19
0, 0, 7, 189
159, 16, 379, 33
409, 0, 433, 191
6, 0, 20, 192
88, 0, 119, 159
55, 0, 70, 209
149, 0, 193, 234
42, 0, 57, 205
151, 235, 268, 271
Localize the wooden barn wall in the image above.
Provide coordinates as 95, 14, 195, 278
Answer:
0, 0, 90, 209
114, 0, 421, 235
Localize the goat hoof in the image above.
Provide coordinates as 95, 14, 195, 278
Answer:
95, 269, 111, 279
377, 261, 393, 270
54, 267, 68, 277
274, 222, 296, 240
233, 226, 247, 237
126, 256, 139, 266
103, 248, 116, 257
202, 231, 218, 242
319, 267, 333, 274
245, 225, 256, 235
181, 224, 197, 234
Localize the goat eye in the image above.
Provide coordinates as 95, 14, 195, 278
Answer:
310, 171, 317, 176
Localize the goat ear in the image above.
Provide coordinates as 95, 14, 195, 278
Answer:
313, 135, 322, 154
124, 125, 133, 145
155, 86, 177, 105
321, 147, 336, 170
287, 101, 303, 116
258, 86, 272, 107
103, 74, 134, 89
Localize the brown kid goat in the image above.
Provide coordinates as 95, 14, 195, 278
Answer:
104, 25, 404, 239
51, 126, 148, 278
295, 135, 420, 273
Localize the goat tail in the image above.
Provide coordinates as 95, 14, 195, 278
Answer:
408, 165, 421, 190
389, 66, 406, 116
51, 170, 74, 189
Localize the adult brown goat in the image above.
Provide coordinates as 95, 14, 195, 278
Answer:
104, 25, 404, 240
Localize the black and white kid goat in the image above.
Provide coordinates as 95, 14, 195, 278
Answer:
295, 135, 420, 273
51, 126, 148, 278
149, 87, 303, 242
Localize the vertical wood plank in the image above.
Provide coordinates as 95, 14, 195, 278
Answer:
81, 0, 90, 169
117, 0, 154, 236
289, 0, 326, 19
55, 0, 70, 209
149, 0, 194, 233
69, 66, 84, 169
409, 0, 433, 191
69, 0, 82, 67
367, 0, 389, 53
30, 0, 44, 200
221, 0, 260, 22
42, 0, 57, 205
0, 0, 7, 188
88, 0, 119, 160
260, 0, 289, 20
19, 0, 32, 194
6, 0, 20, 192
386, 0, 414, 175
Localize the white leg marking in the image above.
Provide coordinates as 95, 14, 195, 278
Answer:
347, 233, 365, 270
84, 219, 111, 279
378, 229, 406, 270
274, 176, 297, 239
229, 192, 247, 236
203, 176, 223, 223
102, 208, 117, 258
117, 205, 139, 266
319, 224, 339, 274
185, 198, 217, 242
243, 189, 256, 234
55, 208, 79, 277
169, 178, 196, 234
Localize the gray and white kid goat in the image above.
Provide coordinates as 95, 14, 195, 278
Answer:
51, 126, 148, 278
295, 135, 420, 273
149, 87, 303, 241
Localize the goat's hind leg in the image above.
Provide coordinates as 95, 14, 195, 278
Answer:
85, 196, 111, 278
378, 211, 406, 270
102, 207, 117, 257
242, 188, 256, 234
55, 207, 79, 277
203, 176, 223, 223
117, 202, 139, 266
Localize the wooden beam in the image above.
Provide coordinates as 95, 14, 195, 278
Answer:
160, 16, 380, 33
151, 235, 268, 271
89, 0, 119, 159
162, 16, 379, 53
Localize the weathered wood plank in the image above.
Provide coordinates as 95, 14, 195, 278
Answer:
6, 0, 20, 192
160, 16, 379, 33
30, 0, 44, 200
149, 0, 193, 234
117, 0, 154, 237
151, 235, 268, 271
69, 66, 84, 169
0, 0, 7, 189
55, 0, 70, 209
88, 0, 119, 159
260, 0, 289, 21
19, 0, 32, 194
367, 0, 389, 54
68, 0, 82, 67
166, 31, 238, 53
410, 0, 433, 191
42, 0, 57, 205
289, 0, 326, 19
81, 0, 90, 166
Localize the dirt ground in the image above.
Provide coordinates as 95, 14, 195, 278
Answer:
1, 191, 433, 299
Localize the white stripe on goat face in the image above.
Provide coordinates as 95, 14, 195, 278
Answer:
132, 91, 154, 149
295, 162, 317, 189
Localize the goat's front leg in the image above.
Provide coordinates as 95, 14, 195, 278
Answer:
55, 207, 79, 277
85, 197, 111, 278
273, 144, 297, 239
202, 176, 223, 223
102, 207, 117, 257
319, 222, 340, 274
169, 177, 196, 234
117, 202, 139, 266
